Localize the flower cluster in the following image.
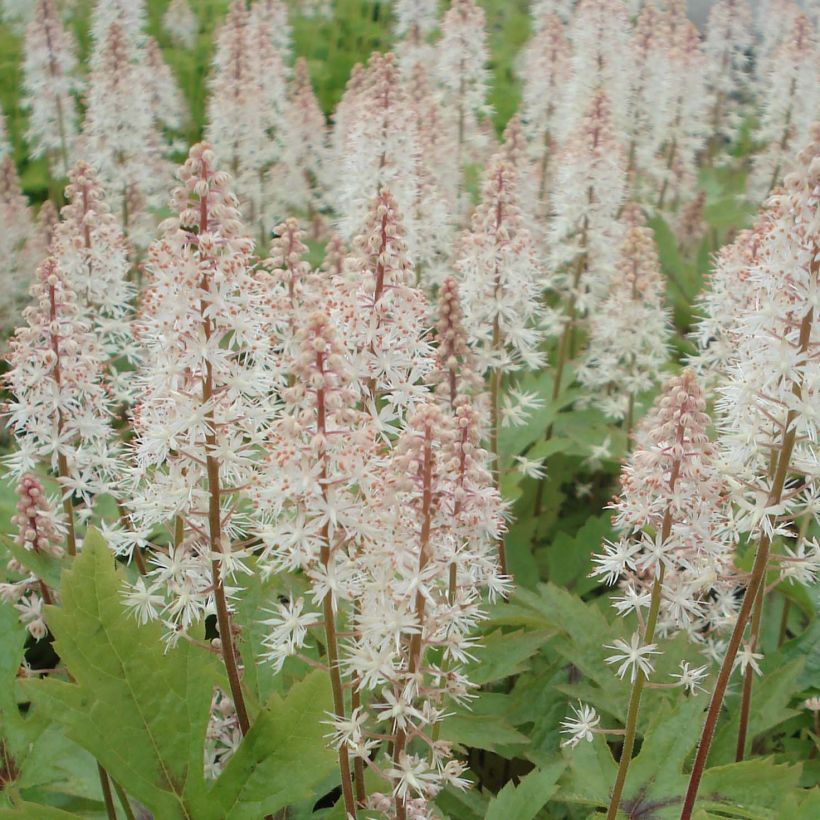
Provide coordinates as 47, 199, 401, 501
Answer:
0, 475, 63, 640
594, 371, 738, 657
577, 216, 671, 422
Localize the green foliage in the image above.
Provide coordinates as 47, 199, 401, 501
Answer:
557, 695, 803, 818
202, 671, 337, 819
18, 530, 337, 819
22, 529, 220, 818
485, 762, 564, 820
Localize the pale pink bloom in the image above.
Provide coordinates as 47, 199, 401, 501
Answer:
81, 21, 171, 247
269, 58, 329, 220
51, 161, 135, 369
434, 0, 491, 178
163, 0, 198, 49
4, 256, 119, 500
594, 371, 739, 649
22, 0, 82, 176
144, 36, 188, 136
0, 158, 39, 338
456, 154, 548, 376
207, 0, 288, 238
715, 127, 820, 542
126, 143, 276, 635
577, 219, 671, 421
394, 0, 438, 73
749, 14, 820, 199
519, 12, 570, 214
560, 0, 634, 141
703, 0, 754, 148
550, 90, 627, 315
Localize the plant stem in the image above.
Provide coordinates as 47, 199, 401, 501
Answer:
607, 438, 682, 819
97, 763, 117, 820
112, 777, 136, 820
393, 424, 434, 820
681, 304, 814, 820
314, 351, 357, 819
196, 165, 250, 737
532, 248, 586, 520
735, 579, 765, 761
606, 565, 665, 820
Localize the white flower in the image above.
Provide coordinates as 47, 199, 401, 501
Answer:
261, 596, 320, 671
514, 456, 546, 480
123, 577, 165, 625
388, 753, 440, 801
671, 661, 709, 695
605, 633, 660, 683
560, 702, 600, 748
734, 644, 764, 677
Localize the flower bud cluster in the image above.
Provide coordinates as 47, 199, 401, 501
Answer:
0, 476, 64, 641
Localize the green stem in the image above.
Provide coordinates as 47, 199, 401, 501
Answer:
606, 565, 666, 819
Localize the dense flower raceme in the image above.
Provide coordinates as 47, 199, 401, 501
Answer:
340, 188, 433, 420
691, 205, 779, 386
428, 277, 484, 410
144, 35, 188, 139
714, 126, 820, 554
564, 371, 738, 751
22, 0, 82, 176
3, 256, 119, 502
125, 143, 276, 632
81, 20, 171, 247
50, 161, 135, 369
269, 58, 329, 222
456, 154, 549, 378
518, 11, 570, 211
351, 402, 506, 816
333, 52, 420, 243
577, 216, 672, 422
549, 89, 627, 317
561, 0, 634, 142
0, 475, 64, 641
434, 0, 491, 177
0, 157, 41, 339
250, 0, 293, 63
652, 18, 711, 209
595, 371, 739, 656
749, 13, 820, 200
207, 0, 288, 238
163, 0, 198, 49
393, 0, 438, 73
89, 0, 147, 55
703, 0, 754, 149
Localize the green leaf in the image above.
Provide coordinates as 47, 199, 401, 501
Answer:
203, 670, 338, 819
779, 619, 820, 689
0, 534, 62, 592
0, 804, 78, 819
546, 513, 614, 595
558, 694, 804, 818
485, 762, 564, 820
438, 713, 529, 753
21, 528, 220, 819
470, 629, 553, 685
711, 659, 804, 764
